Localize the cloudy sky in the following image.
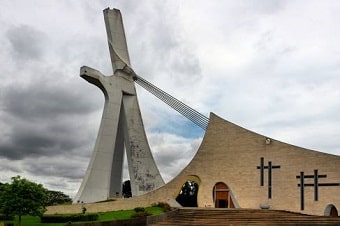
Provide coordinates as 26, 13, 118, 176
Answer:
1, 1, 339, 198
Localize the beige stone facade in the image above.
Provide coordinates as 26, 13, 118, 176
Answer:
47, 113, 339, 216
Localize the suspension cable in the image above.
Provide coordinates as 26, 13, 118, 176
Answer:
134, 75, 209, 130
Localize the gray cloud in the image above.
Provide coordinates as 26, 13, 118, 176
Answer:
0, 160, 23, 174
0, 73, 102, 160
123, 1, 202, 85
3, 80, 100, 121
0, 122, 87, 160
23, 156, 86, 180
6, 24, 47, 62
245, 0, 286, 14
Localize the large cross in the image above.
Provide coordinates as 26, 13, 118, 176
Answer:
257, 157, 281, 199
296, 170, 340, 210
74, 8, 164, 203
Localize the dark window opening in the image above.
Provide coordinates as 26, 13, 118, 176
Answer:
122, 180, 132, 198
176, 180, 199, 207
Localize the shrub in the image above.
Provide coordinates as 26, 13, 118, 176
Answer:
151, 202, 171, 212
131, 211, 151, 218
0, 214, 14, 221
134, 207, 145, 213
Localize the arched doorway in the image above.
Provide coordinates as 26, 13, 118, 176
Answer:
213, 182, 234, 208
324, 204, 338, 217
176, 176, 201, 207
176, 180, 199, 207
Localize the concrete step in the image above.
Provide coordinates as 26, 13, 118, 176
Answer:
149, 208, 340, 226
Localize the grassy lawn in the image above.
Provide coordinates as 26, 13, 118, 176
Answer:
3, 206, 164, 226
98, 206, 164, 222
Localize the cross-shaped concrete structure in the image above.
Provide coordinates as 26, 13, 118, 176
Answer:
74, 8, 164, 203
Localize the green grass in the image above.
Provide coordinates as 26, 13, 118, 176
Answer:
8, 216, 65, 226
4, 206, 164, 225
98, 206, 164, 222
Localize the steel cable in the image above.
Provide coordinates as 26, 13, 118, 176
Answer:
134, 75, 209, 130
135, 77, 208, 128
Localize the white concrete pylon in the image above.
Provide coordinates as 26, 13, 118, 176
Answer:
74, 8, 164, 203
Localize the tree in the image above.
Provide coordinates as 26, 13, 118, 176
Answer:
0, 176, 47, 226
45, 190, 72, 206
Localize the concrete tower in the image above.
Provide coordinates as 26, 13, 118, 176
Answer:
74, 8, 164, 203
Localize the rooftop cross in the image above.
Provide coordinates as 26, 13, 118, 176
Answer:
74, 8, 164, 203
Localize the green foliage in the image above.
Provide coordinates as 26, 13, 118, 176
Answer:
133, 207, 145, 212
0, 176, 47, 225
81, 206, 87, 214
146, 206, 164, 215
2, 206, 165, 225
40, 213, 99, 223
45, 190, 72, 206
0, 214, 14, 221
131, 211, 151, 218
97, 209, 135, 221
131, 206, 156, 218
152, 202, 171, 212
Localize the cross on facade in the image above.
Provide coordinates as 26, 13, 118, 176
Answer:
257, 157, 281, 198
296, 169, 340, 210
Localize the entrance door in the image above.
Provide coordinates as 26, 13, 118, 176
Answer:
330, 206, 338, 217
324, 204, 338, 217
213, 182, 234, 208
218, 199, 228, 208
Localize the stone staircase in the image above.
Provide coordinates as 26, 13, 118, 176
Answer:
149, 208, 340, 226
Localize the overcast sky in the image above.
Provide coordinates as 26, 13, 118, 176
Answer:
1, 1, 339, 198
